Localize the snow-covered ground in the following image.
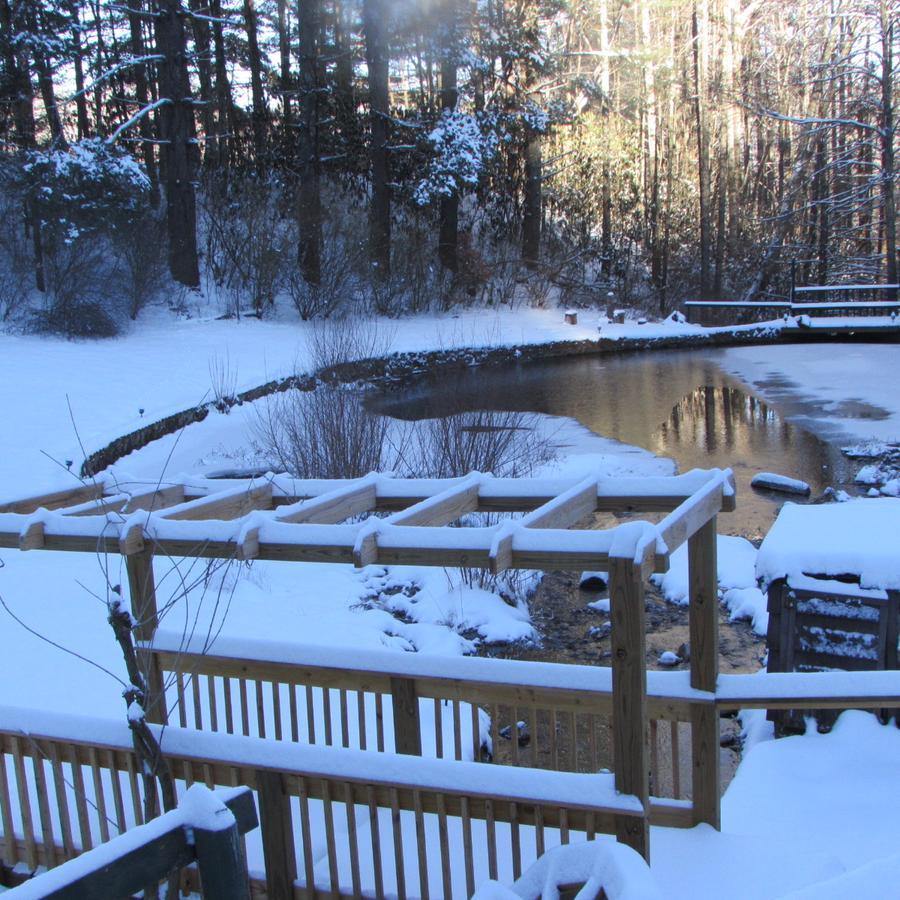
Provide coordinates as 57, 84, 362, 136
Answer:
1, 307, 899, 896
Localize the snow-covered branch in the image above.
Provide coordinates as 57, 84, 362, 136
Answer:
107, 99, 173, 145
69, 55, 165, 104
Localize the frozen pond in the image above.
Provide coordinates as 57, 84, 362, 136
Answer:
369, 347, 884, 538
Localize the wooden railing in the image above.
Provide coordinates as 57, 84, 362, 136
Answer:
148, 634, 700, 816
4, 666, 897, 897
0, 708, 643, 898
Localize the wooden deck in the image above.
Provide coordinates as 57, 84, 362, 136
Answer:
0, 469, 897, 895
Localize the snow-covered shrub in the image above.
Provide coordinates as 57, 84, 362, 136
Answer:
306, 314, 394, 372
21, 139, 153, 335
112, 211, 167, 320
413, 111, 499, 207
287, 215, 365, 320
409, 410, 554, 478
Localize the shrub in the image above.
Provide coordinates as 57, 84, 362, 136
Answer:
20, 139, 152, 335
200, 174, 290, 317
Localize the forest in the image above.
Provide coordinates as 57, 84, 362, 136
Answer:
0, 0, 896, 335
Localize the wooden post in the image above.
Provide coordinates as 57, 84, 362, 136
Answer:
257, 771, 298, 900
390, 677, 422, 756
883, 591, 899, 726
126, 549, 167, 726
688, 516, 720, 829
608, 556, 649, 860
193, 811, 252, 900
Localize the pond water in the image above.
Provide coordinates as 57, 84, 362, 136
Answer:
369, 348, 859, 539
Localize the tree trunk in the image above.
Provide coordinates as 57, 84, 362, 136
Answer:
438, 0, 459, 273
128, 2, 160, 204
20, 3, 64, 146
522, 127, 542, 266
209, 0, 233, 169
188, 0, 217, 166
154, 0, 200, 288
599, 0, 612, 276
243, 0, 268, 166
692, 3, 711, 300
71, 8, 91, 139
0, 0, 43, 291
364, 0, 391, 278
297, 0, 322, 285
879, 0, 897, 283
277, 0, 294, 149
742, 130, 814, 302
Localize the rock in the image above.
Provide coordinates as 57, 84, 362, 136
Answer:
589, 623, 612, 640
677, 642, 690, 661
658, 650, 681, 666
750, 472, 811, 495
499, 721, 531, 746
720, 731, 741, 750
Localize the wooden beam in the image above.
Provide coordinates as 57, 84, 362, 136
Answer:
212, 471, 735, 514
275, 481, 377, 524
18, 520, 44, 551
654, 481, 727, 561
0, 526, 630, 572
608, 556, 649, 860
0, 482, 104, 515
489, 479, 599, 575
390, 678, 423, 756
386, 479, 480, 527
256, 772, 297, 900
519, 479, 598, 531
122, 484, 186, 515
126, 549, 167, 726
715, 670, 900, 711
163, 484, 273, 521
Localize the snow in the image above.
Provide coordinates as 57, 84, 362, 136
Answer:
651, 533, 770, 635
722, 711, 900, 877
719, 343, 900, 443
756, 498, 900, 590
473, 839, 661, 899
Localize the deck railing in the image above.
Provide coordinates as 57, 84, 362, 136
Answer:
149, 634, 700, 813
0, 707, 645, 898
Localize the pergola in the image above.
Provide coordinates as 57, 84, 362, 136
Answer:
0, 467, 735, 860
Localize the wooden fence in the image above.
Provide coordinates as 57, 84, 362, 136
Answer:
3, 665, 899, 897
0, 708, 644, 898
150, 634, 700, 810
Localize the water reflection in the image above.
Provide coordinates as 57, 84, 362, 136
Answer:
659, 386, 787, 456
369, 350, 856, 537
